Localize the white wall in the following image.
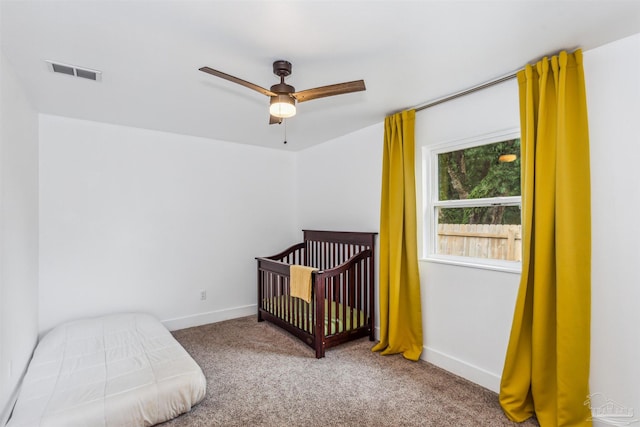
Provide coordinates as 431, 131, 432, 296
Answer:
296, 122, 383, 233
585, 33, 640, 423
0, 53, 40, 422
38, 115, 298, 333
415, 78, 521, 392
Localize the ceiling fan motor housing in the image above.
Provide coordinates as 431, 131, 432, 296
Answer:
273, 60, 292, 77
270, 82, 295, 95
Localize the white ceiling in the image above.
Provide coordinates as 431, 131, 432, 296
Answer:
2, 1, 640, 151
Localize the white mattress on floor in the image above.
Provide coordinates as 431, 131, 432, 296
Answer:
7, 313, 206, 427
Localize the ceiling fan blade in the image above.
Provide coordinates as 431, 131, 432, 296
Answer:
269, 115, 282, 125
292, 80, 366, 103
199, 66, 276, 97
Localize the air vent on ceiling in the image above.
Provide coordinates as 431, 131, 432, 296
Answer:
45, 60, 102, 81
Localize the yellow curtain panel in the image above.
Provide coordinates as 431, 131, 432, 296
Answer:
372, 109, 423, 361
500, 50, 592, 426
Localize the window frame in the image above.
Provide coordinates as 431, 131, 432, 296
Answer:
422, 128, 522, 273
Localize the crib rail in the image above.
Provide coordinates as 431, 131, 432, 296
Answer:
265, 242, 305, 264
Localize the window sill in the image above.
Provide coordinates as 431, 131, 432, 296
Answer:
420, 255, 522, 274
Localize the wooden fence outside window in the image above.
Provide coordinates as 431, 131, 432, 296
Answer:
437, 224, 522, 261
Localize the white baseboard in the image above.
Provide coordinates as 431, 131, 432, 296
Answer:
421, 346, 501, 393
162, 304, 257, 331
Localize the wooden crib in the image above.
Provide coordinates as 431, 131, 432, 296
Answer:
256, 230, 376, 358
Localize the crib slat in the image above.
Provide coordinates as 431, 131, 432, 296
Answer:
342, 272, 347, 334
293, 295, 297, 330
352, 262, 357, 328
279, 276, 284, 319
309, 286, 314, 335
359, 259, 364, 327
288, 296, 293, 329
275, 274, 279, 313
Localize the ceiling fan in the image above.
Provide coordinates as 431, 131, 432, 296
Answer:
199, 60, 366, 124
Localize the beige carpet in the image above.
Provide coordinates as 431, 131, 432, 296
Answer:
162, 316, 539, 427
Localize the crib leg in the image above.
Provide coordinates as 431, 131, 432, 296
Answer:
315, 339, 325, 359
257, 310, 263, 322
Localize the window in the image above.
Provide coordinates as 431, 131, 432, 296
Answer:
424, 130, 522, 271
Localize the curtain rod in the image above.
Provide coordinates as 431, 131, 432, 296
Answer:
413, 69, 520, 112
410, 48, 578, 112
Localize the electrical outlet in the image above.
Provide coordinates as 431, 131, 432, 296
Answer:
200, 290, 207, 301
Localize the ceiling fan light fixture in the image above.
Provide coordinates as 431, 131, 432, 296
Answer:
269, 94, 296, 118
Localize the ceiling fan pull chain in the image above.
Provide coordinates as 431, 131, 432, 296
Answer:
283, 119, 288, 144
